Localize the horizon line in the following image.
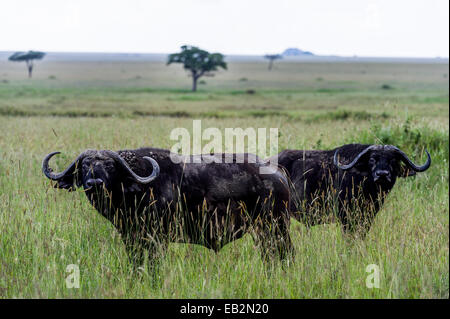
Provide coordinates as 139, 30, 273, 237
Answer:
0, 50, 448, 60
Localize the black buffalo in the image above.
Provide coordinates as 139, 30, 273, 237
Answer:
269, 144, 431, 236
43, 148, 292, 266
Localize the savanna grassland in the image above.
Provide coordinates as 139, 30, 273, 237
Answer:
0, 56, 448, 298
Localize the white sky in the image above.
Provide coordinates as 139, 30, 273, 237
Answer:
0, 0, 448, 57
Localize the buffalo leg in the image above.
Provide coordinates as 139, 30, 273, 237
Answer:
255, 216, 293, 262
122, 235, 148, 269
339, 209, 376, 239
145, 237, 168, 286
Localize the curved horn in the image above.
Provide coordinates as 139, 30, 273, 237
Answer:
42, 151, 85, 180
385, 145, 431, 172
106, 151, 160, 184
334, 145, 378, 170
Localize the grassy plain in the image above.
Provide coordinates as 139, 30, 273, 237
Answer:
0, 57, 448, 298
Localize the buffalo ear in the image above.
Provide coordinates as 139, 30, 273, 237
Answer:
74, 167, 84, 188
119, 175, 145, 193
117, 163, 145, 193
55, 166, 83, 191
53, 176, 76, 191
399, 164, 416, 178
122, 181, 144, 193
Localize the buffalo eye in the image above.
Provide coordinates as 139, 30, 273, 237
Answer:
82, 162, 94, 174
105, 162, 114, 168
390, 159, 400, 170
368, 158, 376, 166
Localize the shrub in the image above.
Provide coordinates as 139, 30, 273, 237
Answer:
348, 118, 449, 163
308, 110, 389, 122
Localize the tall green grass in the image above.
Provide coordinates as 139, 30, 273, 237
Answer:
0, 117, 447, 298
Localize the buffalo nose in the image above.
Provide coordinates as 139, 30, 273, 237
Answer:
86, 178, 104, 187
374, 170, 391, 181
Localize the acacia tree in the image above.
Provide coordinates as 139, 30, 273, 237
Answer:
167, 45, 227, 92
264, 54, 282, 71
9, 51, 46, 78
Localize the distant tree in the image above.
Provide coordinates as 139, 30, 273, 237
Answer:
264, 54, 282, 71
167, 45, 227, 92
9, 51, 45, 78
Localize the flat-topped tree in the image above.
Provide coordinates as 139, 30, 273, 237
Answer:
264, 54, 282, 71
9, 51, 45, 78
167, 45, 227, 92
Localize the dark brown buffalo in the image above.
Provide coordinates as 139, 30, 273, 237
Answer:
43, 148, 292, 266
269, 144, 431, 236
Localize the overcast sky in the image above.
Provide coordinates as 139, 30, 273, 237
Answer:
0, 0, 448, 57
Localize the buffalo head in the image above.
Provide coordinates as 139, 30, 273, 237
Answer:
42, 150, 160, 192
334, 145, 431, 186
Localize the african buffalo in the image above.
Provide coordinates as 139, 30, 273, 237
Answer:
269, 144, 431, 236
42, 148, 292, 266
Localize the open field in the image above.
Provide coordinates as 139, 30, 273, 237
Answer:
0, 57, 448, 298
